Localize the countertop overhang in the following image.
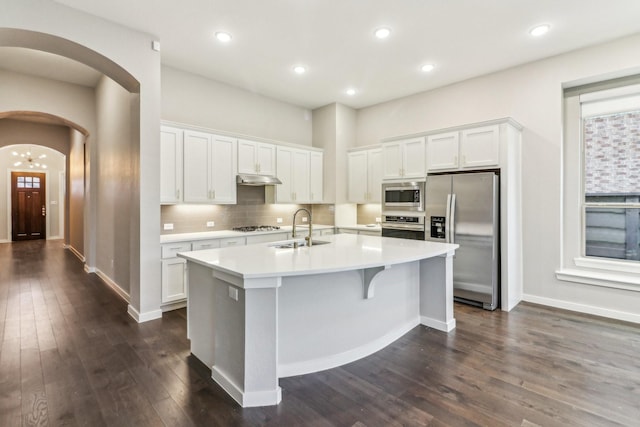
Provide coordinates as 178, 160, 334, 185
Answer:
178, 233, 458, 281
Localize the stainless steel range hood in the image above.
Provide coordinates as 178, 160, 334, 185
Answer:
236, 174, 282, 186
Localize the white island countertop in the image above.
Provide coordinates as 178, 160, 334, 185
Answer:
178, 233, 458, 282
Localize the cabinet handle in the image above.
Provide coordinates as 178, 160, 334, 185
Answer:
227, 241, 237, 245
461, 155, 466, 165
454, 155, 458, 165
176, 189, 180, 199
212, 190, 216, 199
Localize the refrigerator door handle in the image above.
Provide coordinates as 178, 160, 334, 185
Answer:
449, 193, 457, 244
445, 193, 452, 243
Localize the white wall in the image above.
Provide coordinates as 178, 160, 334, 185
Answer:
162, 65, 313, 146
355, 33, 640, 320
68, 128, 84, 254
95, 76, 132, 293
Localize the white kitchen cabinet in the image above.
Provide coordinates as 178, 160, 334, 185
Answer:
381, 137, 425, 179
348, 148, 382, 203
427, 131, 459, 171
161, 241, 191, 306
426, 125, 500, 172
269, 146, 323, 203
161, 257, 187, 303
309, 151, 323, 203
192, 239, 222, 251
160, 126, 183, 204
460, 125, 500, 169
238, 139, 276, 176
183, 130, 237, 204
219, 236, 246, 247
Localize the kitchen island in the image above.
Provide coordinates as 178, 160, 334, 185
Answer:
178, 233, 458, 407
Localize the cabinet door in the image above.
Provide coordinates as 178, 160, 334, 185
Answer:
210, 135, 237, 204
382, 142, 403, 179
427, 132, 459, 172
237, 139, 258, 174
367, 148, 383, 203
256, 142, 276, 176
161, 258, 187, 303
183, 130, 211, 203
402, 137, 426, 178
460, 125, 499, 169
275, 147, 294, 203
309, 151, 323, 203
219, 237, 246, 247
348, 151, 368, 203
292, 149, 310, 202
160, 126, 183, 204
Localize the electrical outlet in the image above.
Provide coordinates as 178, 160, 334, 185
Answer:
228, 286, 239, 301
302, 216, 308, 223
375, 217, 382, 223
163, 223, 174, 230
276, 217, 283, 223
206, 221, 215, 227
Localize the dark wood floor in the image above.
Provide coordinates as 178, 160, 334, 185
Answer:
1, 240, 639, 427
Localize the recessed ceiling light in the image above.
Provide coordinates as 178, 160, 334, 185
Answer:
346, 88, 357, 96
529, 24, 550, 37
215, 31, 232, 43
293, 65, 306, 75
374, 27, 391, 39
421, 63, 435, 73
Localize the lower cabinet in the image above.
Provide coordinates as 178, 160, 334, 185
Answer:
161, 257, 188, 304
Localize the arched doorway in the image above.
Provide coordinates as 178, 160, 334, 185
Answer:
0, 18, 163, 322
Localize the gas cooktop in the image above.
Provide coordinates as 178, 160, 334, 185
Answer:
232, 225, 281, 232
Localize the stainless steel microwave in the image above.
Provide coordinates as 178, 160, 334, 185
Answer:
382, 181, 425, 211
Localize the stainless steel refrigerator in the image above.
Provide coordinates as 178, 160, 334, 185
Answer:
425, 172, 499, 310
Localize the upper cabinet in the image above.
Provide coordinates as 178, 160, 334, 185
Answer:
183, 130, 237, 204
427, 125, 500, 172
268, 146, 323, 204
237, 139, 276, 176
348, 148, 382, 203
381, 137, 425, 180
160, 126, 184, 204
309, 151, 323, 203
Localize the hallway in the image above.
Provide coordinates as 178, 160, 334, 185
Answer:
1, 240, 639, 426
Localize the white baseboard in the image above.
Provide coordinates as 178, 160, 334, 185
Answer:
95, 269, 130, 303
64, 244, 86, 262
0, 239, 10, 243
523, 294, 640, 324
420, 315, 456, 332
127, 304, 163, 323
212, 366, 282, 407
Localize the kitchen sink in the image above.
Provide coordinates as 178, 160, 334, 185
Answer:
270, 240, 331, 249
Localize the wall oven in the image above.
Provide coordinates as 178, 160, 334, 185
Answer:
382, 181, 425, 212
381, 214, 426, 240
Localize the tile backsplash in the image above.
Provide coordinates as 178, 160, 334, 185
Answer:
357, 203, 382, 225
161, 186, 335, 234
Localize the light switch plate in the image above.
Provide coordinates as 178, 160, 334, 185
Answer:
375, 217, 381, 223
276, 217, 283, 223
163, 223, 174, 230
302, 217, 308, 223
228, 286, 239, 301
206, 221, 215, 227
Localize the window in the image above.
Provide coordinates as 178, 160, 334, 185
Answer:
581, 86, 640, 262
557, 77, 640, 290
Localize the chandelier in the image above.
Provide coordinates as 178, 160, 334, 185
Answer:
12, 148, 47, 169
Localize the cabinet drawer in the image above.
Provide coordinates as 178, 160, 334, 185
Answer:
161, 242, 192, 259
246, 233, 288, 245
220, 237, 246, 247
192, 240, 222, 251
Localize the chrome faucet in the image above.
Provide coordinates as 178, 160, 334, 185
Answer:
292, 208, 312, 248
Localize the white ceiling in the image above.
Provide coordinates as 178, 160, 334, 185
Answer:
6, 1, 640, 109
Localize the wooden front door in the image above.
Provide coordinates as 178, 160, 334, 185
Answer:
11, 172, 46, 241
